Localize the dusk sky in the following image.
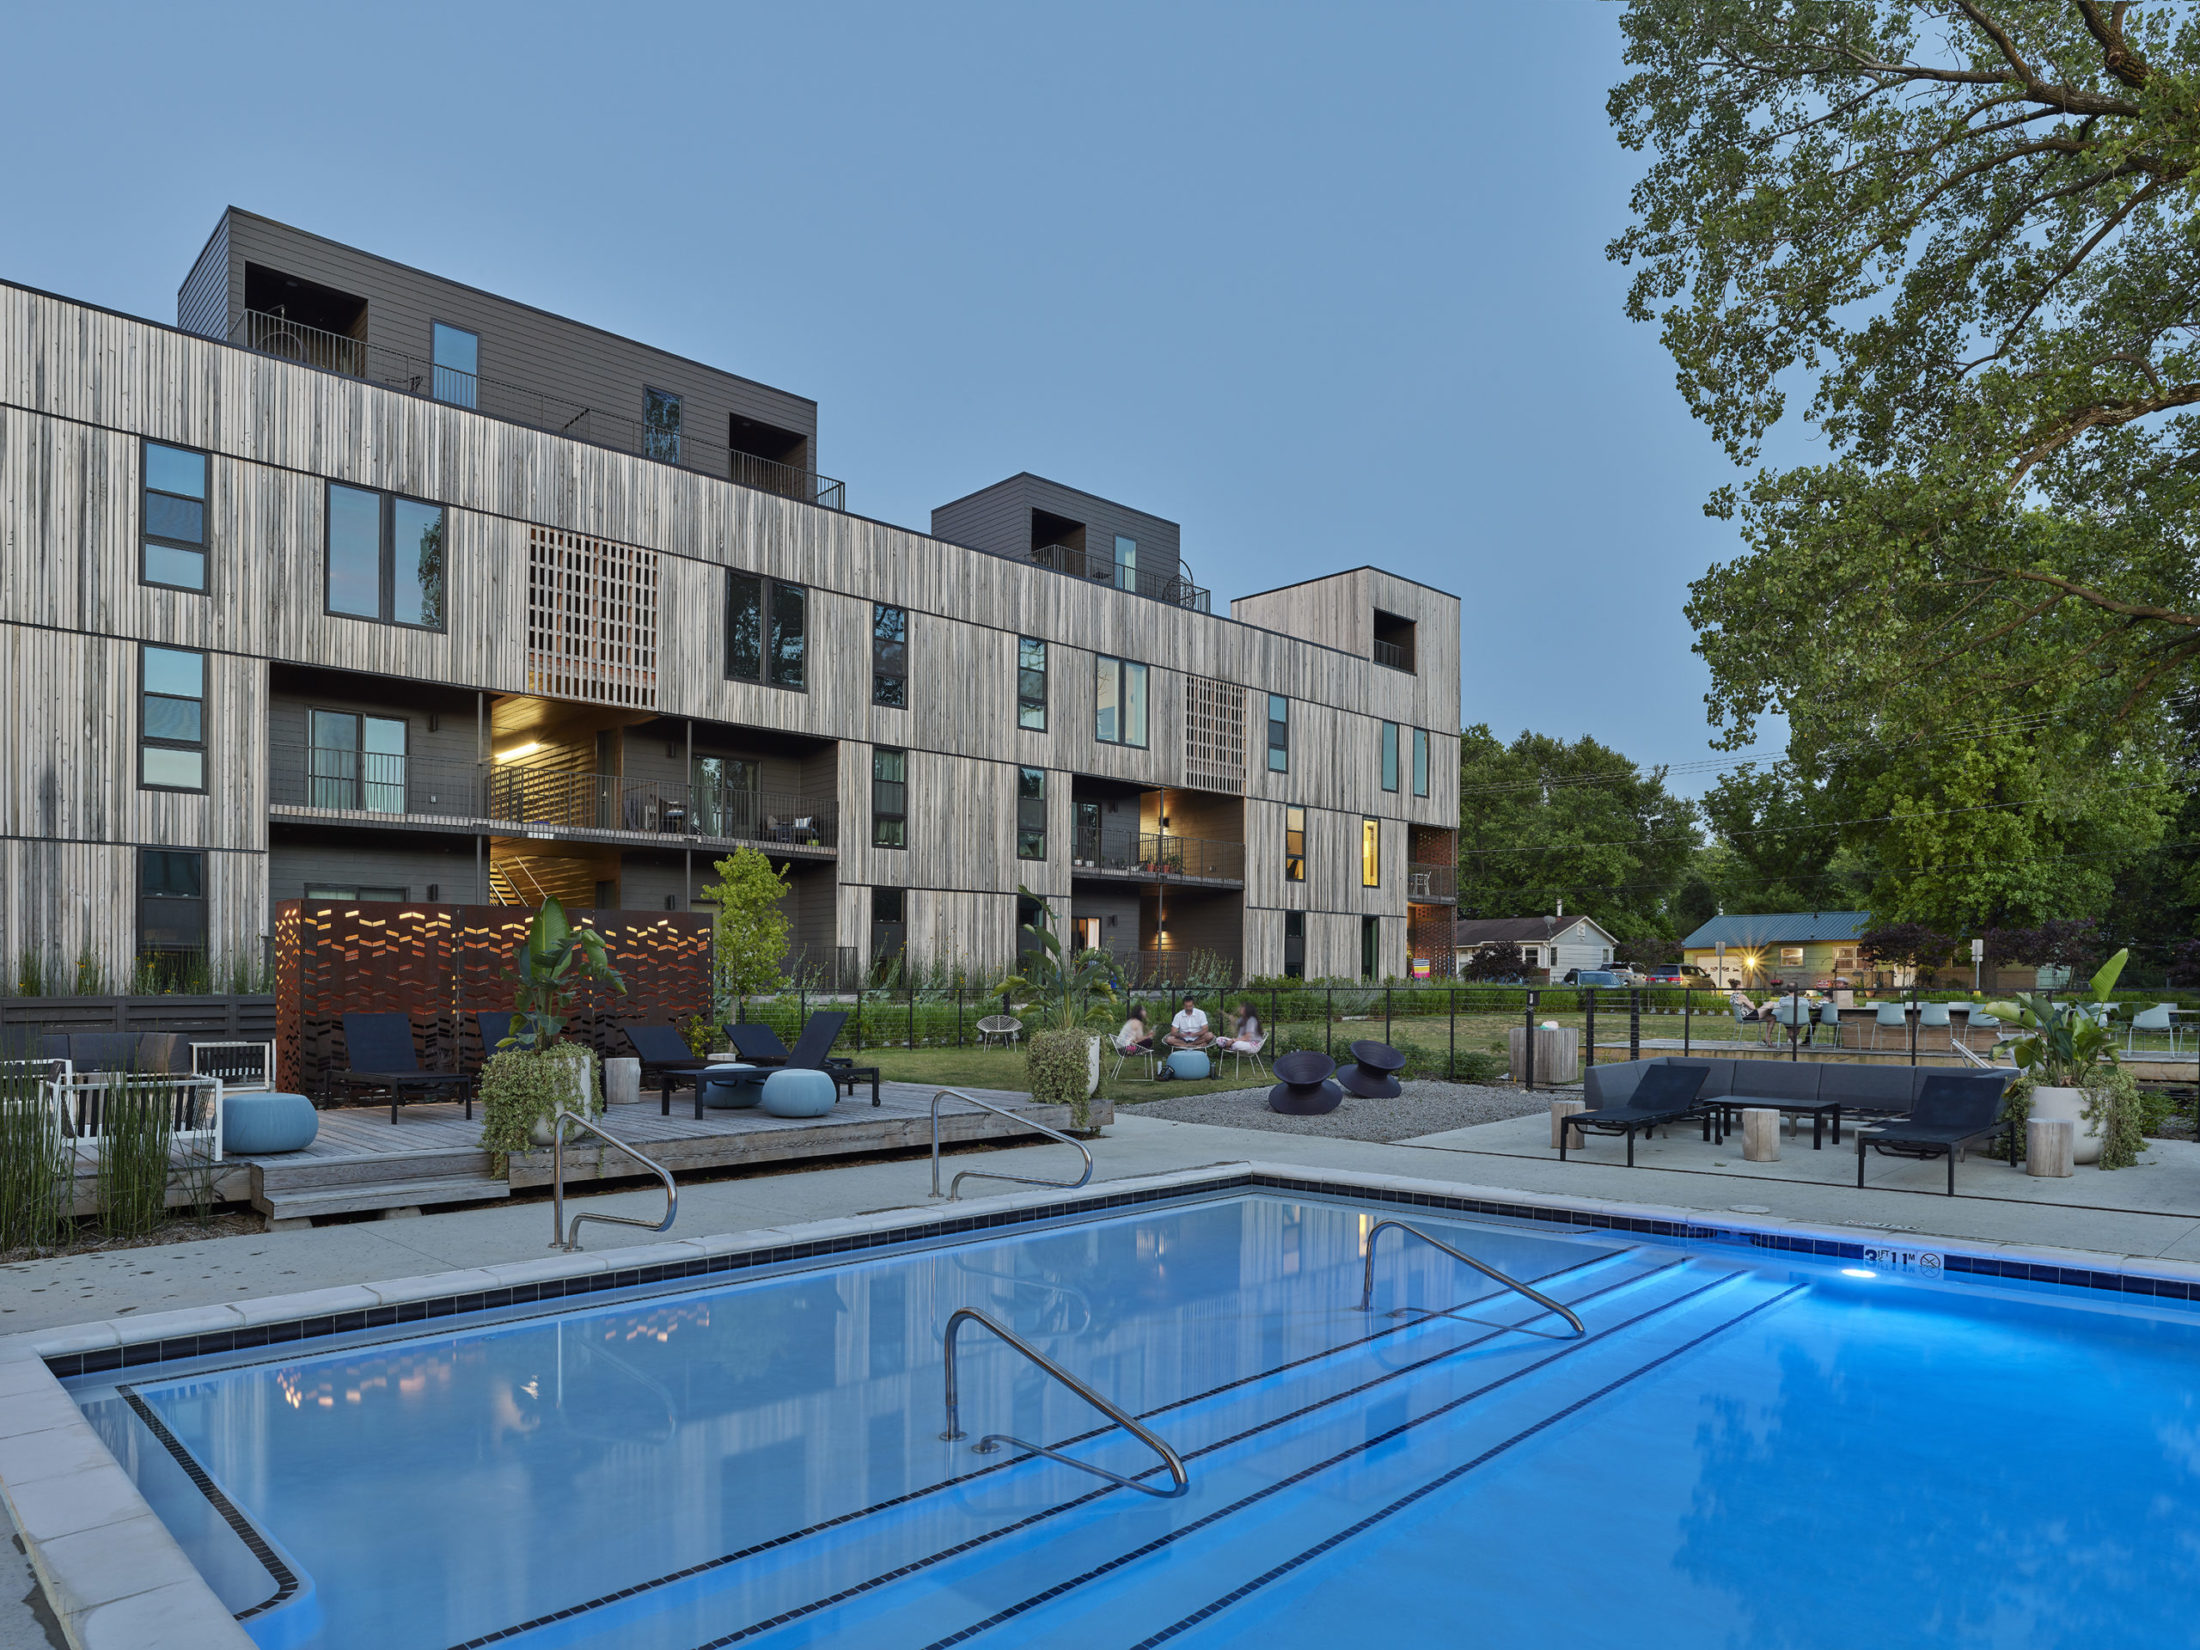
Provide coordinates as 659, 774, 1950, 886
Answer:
1, 1, 1792, 789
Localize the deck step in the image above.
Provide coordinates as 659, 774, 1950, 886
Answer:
257, 1174, 512, 1221
249, 1147, 498, 1190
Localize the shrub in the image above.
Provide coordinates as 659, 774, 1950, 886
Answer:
479, 1044, 603, 1161
0, 1075, 74, 1253
2084, 1065, 2151, 1171
1025, 1028, 1095, 1132
96, 1080, 173, 1241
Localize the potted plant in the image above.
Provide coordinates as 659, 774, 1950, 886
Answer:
994, 884, 1121, 1133
1984, 948, 2140, 1168
479, 898, 626, 1158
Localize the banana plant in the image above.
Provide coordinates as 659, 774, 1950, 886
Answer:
1983, 948, 2128, 1087
993, 885, 1120, 1032
505, 897, 626, 1051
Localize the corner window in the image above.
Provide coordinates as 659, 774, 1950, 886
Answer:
1381, 722, 1400, 792
873, 747, 907, 848
142, 442, 208, 593
431, 322, 479, 409
873, 604, 907, 708
325, 483, 446, 629
1412, 728, 1429, 797
726, 572, 806, 690
140, 645, 206, 791
1017, 637, 1048, 731
1113, 535, 1138, 593
1284, 806, 1305, 882
644, 387, 682, 463
1095, 655, 1149, 748
139, 849, 207, 969
1267, 694, 1289, 773
1017, 767, 1047, 860
1361, 818, 1380, 887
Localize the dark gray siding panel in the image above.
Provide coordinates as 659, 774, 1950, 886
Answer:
268, 840, 476, 902
176, 217, 229, 339
931, 473, 1183, 577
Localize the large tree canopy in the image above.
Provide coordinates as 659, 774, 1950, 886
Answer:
1610, 2, 2200, 790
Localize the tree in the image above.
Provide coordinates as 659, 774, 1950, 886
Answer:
700, 847, 790, 1006
1459, 941, 1531, 983
1696, 765, 1859, 915
1858, 921, 1960, 986
1456, 725, 1702, 936
1610, 2, 2200, 813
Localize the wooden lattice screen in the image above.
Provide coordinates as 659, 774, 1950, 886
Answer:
1185, 675, 1247, 793
526, 526, 660, 708
274, 900, 710, 1095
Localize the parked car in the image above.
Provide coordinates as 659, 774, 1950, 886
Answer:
1643, 965, 1715, 986
1566, 969, 1627, 988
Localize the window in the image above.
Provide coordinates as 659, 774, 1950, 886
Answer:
309, 710, 407, 812
725, 572, 807, 690
142, 442, 208, 592
431, 322, 479, 409
644, 387, 682, 463
1361, 818, 1380, 887
1381, 722, 1400, 792
304, 884, 407, 902
1267, 694, 1289, 774
326, 483, 446, 629
1285, 806, 1306, 882
140, 645, 205, 791
1017, 767, 1047, 860
1362, 915, 1380, 981
1095, 655, 1149, 748
872, 604, 907, 708
1780, 946, 1805, 966
1017, 637, 1048, 731
1113, 535, 1138, 593
873, 747, 907, 847
1284, 910, 1305, 979
139, 849, 206, 968
871, 887, 906, 972
1412, 728, 1429, 798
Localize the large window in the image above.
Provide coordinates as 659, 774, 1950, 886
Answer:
309, 710, 407, 813
726, 572, 807, 690
1361, 818, 1381, 887
1412, 728, 1429, 797
142, 441, 208, 593
1381, 722, 1400, 792
1095, 655, 1149, 748
1285, 806, 1306, 881
138, 849, 206, 969
1362, 915, 1380, 981
140, 644, 205, 791
873, 747, 907, 848
1284, 910, 1305, 979
1017, 767, 1047, 860
873, 604, 907, 708
1017, 637, 1048, 731
644, 387, 682, 463
1267, 694, 1290, 773
871, 887, 906, 973
326, 483, 446, 629
431, 322, 479, 409
1113, 535, 1138, 593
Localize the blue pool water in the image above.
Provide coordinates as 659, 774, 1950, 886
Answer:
77, 1193, 2200, 1648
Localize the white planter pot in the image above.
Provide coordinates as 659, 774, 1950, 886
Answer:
2027, 1085, 2101, 1166
528, 1114, 559, 1149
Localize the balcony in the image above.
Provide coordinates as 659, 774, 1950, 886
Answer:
1025, 543, 1212, 614
1373, 637, 1412, 672
1407, 862, 1457, 904
1072, 829, 1243, 886
273, 751, 837, 852
231, 311, 846, 511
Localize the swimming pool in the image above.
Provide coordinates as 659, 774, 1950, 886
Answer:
70, 1185, 2200, 1648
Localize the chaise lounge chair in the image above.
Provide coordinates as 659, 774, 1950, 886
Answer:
1855, 1072, 2016, 1196
722, 1023, 794, 1066
1559, 1061, 1714, 1166
336, 1012, 472, 1123
776, 1010, 880, 1107
626, 1023, 713, 1118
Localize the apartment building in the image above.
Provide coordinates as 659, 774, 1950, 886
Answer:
0, 209, 1460, 986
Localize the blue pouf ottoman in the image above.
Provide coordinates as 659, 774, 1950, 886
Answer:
699, 1063, 766, 1108
223, 1091, 319, 1154
1166, 1049, 1212, 1081
761, 1067, 837, 1118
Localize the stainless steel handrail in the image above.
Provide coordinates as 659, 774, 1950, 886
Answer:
930, 1087, 1094, 1201
549, 1107, 678, 1252
1358, 1219, 1586, 1337
939, 1307, 1188, 1498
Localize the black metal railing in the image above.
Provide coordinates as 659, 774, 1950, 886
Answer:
229, 311, 846, 511
1072, 829, 1243, 883
305, 747, 409, 814
1406, 862, 1457, 903
1022, 543, 1213, 614
1373, 637, 1412, 672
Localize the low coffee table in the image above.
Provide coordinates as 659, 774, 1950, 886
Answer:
1721, 1096, 1843, 1149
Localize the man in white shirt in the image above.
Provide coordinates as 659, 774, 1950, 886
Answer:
1166, 995, 1212, 1051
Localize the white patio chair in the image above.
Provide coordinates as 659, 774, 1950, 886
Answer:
1108, 1033, 1158, 1082
976, 1015, 1023, 1048
1221, 1033, 1270, 1082
1868, 1003, 1907, 1049
2129, 1003, 2178, 1056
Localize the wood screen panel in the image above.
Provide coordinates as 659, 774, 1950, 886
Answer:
526, 526, 660, 709
1185, 675, 1246, 794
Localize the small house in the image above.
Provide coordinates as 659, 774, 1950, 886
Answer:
1454, 915, 1617, 980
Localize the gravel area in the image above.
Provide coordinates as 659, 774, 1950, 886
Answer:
1126, 1079, 1548, 1142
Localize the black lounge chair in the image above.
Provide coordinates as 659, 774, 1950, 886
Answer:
1267, 1050, 1343, 1115
778, 1011, 881, 1107
475, 1010, 518, 1059
337, 1012, 473, 1123
627, 1023, 714, 1118
1560, 1062, 1714, 1166
1338, 1039, 1406, 1099
1856, 1073, 2016, 1196
723, 1023, 794, 1066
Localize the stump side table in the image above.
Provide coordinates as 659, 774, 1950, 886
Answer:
1549, 1099, 1586, 1151
1740, 1106, 1780, 1163
2026, 1116, 2076, 1178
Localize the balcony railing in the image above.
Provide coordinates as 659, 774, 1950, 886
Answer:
1406, 862, 1457, 903
1023, 543, 1213, 614
1373, 638, 1413, 672
230, 311, 846, 511
1072, 829, 1243, 884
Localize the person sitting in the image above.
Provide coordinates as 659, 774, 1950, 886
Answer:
1115, 1007, 1154, 1056
1215, 1001, 1263, 1054
1165, 995, 1214, 1051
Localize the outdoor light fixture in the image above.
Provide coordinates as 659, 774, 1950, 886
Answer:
495, 740, 543, 763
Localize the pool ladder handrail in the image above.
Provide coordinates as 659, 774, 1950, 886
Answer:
1358, 1219, 1586, 1337
549, 1105, 678, 1252
930, 1087, 1094, 1201
940, 1307, 1189, 1498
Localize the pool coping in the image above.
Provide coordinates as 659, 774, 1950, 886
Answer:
10, 1159, 2200, 1648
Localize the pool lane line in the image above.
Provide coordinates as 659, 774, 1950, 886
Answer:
671, 1257, 1714, 1650
905, 1268, 1766, 1650
1123, 1281, 1812, 1649
440, 1246, 1654, 1650
116, 1387, 303, 1622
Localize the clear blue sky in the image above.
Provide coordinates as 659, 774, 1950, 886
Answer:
0, 1, 1776, 789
